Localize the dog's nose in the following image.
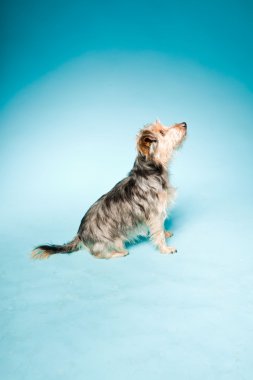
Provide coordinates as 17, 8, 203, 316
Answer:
181, 122, 187, 128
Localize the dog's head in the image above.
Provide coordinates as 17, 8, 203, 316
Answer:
137, 120, 187, 165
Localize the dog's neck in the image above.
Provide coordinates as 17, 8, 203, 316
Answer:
129, 154, 169, 188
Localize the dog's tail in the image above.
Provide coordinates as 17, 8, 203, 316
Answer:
31, 235, 82, 260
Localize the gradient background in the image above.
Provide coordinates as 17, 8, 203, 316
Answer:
1, 1, 253, 379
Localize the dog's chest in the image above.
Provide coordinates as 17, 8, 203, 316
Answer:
157, 186, 176, 216
157, 190, 169, 215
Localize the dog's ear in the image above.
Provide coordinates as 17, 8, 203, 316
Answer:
137, 131, 158, 157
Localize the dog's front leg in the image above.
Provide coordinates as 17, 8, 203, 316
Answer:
164, 230, 173, 238
148, 217, 177, 254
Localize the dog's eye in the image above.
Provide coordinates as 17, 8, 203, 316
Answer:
159, 130, 165, 136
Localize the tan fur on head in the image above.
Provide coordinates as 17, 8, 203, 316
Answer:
137, 120, 187, 166
137, 130, 158, 157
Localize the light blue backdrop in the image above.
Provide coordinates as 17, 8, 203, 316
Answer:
1, 1, 253, 380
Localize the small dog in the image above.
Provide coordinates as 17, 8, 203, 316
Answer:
32, 120, 187, 260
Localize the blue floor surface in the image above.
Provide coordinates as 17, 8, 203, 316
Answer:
1, 53, 253, 379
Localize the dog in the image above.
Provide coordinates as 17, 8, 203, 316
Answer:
31, 120, 187, 260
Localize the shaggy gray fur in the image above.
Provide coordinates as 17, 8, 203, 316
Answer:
31, 121, 187, 260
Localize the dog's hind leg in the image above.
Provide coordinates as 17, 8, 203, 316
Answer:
89, 242, 110, 259
110, 239, 129, 258
90, 240, 129, 259
110, 250, 129, 258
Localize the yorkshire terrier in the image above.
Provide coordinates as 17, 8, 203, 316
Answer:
32, 120, 187, 260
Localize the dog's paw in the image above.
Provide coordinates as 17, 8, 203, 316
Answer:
160, 246, 177, 254
165, 230, 173, 238
110, 250, 129, 259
